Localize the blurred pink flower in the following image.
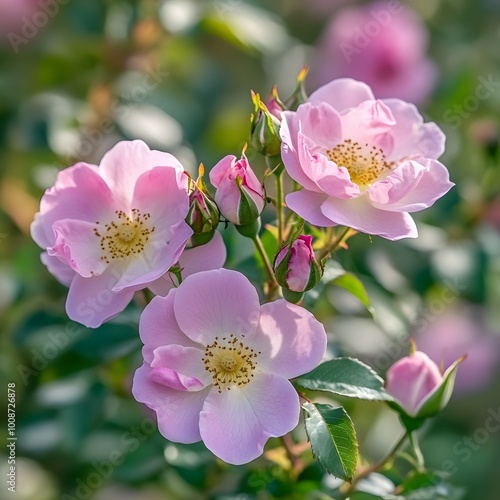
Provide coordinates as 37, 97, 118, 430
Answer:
309, 2, 437, 105
132, 268, 326, 465
281, 78, 453, 240
148, 231, 227, 296
416, 305, 500, 394
385, 350, 443, 417
209, 154, 265, 226
0, 0, 37, 35
31, 140, 192, 328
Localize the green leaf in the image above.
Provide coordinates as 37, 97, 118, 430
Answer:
303, 403, 358, 482
333, 273, 375, 316
350, 494, 401, 500
296, 358, 394, 402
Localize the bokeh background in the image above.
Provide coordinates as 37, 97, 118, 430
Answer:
1, 0, 500, 499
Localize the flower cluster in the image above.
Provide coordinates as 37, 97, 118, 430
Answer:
31, 75, 460, 467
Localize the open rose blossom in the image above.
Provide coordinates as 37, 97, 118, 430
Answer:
281, 78, 454, 240
132, 268, 326, 465
31, 140, 192, 328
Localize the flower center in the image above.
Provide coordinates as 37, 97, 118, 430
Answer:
326, 139, 394, 187
93, 209, 155, 264
202, 334, 260, 392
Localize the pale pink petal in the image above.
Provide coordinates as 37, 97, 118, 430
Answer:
252, 301, 326, 379
99, 140, 184, 207
31, 212, 52, 248
298, 138, 360, 198
40, 253, 75, 287
340, 100, 396, 151
368, 159, 454, 212
174, 269, 260, 344
199, 373, 300, 464
49, 219, 108, 278
150, 345, 211, 390
382, 99, 445, 161
34, 163, 117, 246
131, 166, 189, 227
294, 102, 342, 151
285, 190, 335, 227
139, 292, 198, 364
179, 231, 226, 275
309, 78, 375, 113
112, 222, 192, 292
321, 196, 418, 240
280, 113, 323, 192
65, 269, 134, 328
386, 351, 442, 416
132, 362, 209, 443
148, 231, 227, 296
209, 155, 233, 187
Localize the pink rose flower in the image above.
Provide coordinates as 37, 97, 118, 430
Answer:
309, 2, 437, 105
132, 268, 326, 465
31, 140, 193, 328
209, 154, 265, 226
274, 235, 322, 293
148, 231, 227, 296
281, 78, 454, 240
385, 350, 442, 417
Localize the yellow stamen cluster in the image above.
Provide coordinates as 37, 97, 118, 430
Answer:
94, 209, 155, 264
203, 334, 260, 392
326, 139, 394, 187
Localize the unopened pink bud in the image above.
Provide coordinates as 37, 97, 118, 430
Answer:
385, 351, 442, 417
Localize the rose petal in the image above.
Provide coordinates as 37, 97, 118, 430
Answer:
321, 196, 418, 240
139, 291, 198, 364
65, 269, 134, 328
150, 345, 211, 390
309, 78, 375, 113
173, 269, 260, 344
285, 190, 335, 227
252, 300, 326, 379
368, 158, 454, 212
382, 99, 446, 161
132, 362, 209, 443
99, 140, 184, 207
199, 372, 300, 464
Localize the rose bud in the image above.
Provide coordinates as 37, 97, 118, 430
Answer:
274, 235, 323, 302
385, 343, 465, 428
266, 85, 286, 120
250, 91, 282, 157
186, 165, 220, 247
209, 151, 265, 227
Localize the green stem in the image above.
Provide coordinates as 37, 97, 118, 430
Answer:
253, 234, 279, 290
318, 226, 352, 261
276, 170, 284, 245
409, 431, 425, 471
340, 433, 408, 499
